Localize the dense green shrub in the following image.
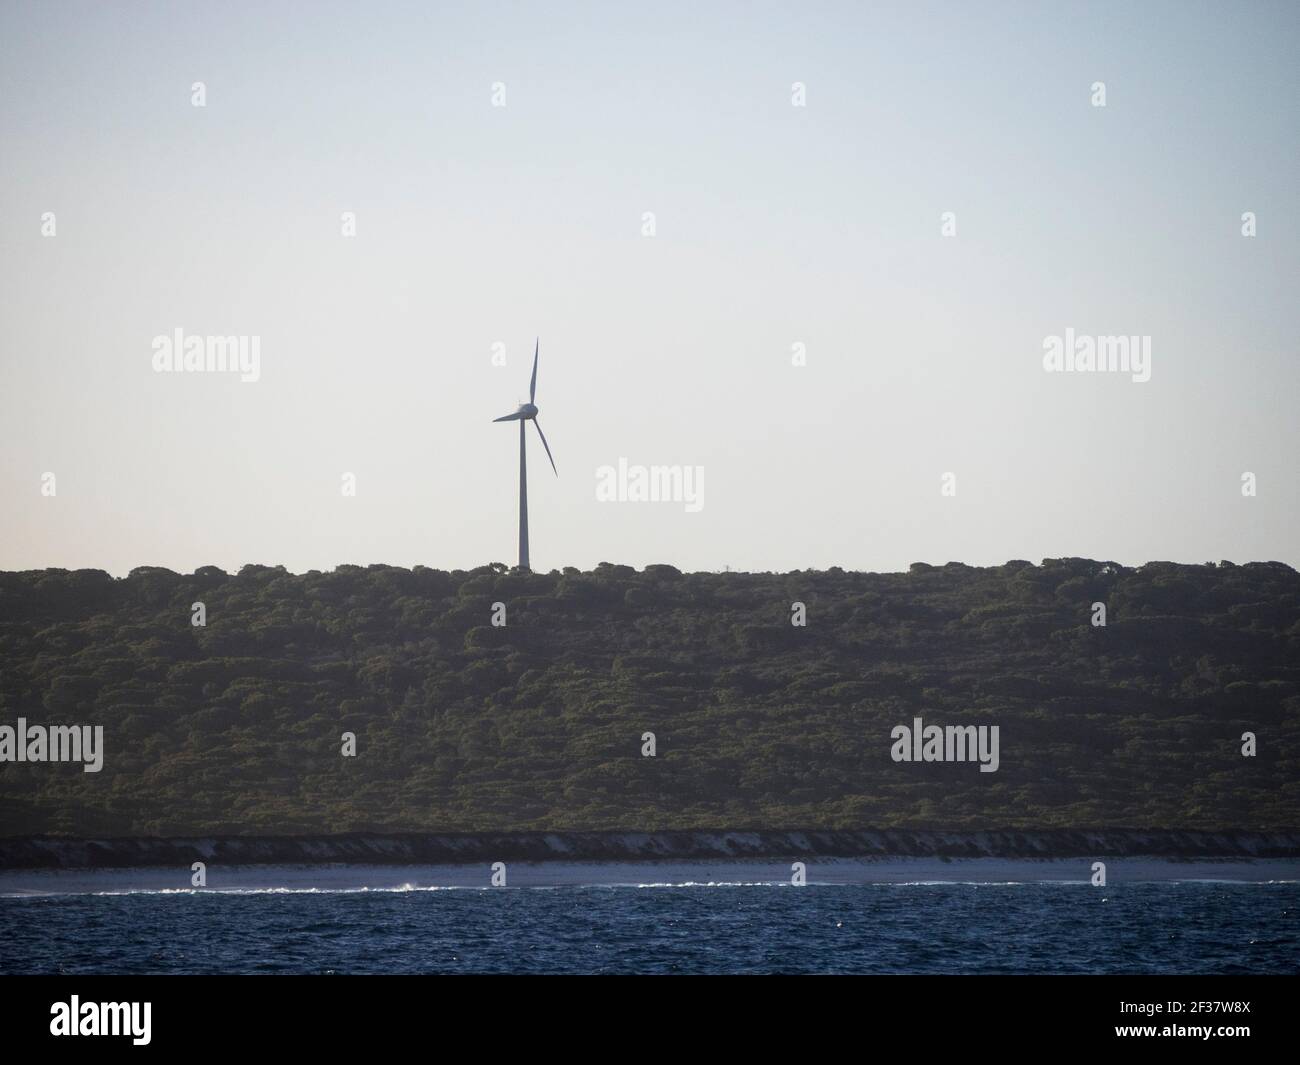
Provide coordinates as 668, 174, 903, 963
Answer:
0, 559, 1296, 836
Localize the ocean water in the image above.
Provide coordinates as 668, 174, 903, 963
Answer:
2, 871, 1297, 974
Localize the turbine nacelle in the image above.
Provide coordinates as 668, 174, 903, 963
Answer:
491, 402, 539, 422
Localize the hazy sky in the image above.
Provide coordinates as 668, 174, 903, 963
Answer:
1, 1, 1296, 576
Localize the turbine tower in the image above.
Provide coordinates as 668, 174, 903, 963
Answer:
492, 339, 557, 571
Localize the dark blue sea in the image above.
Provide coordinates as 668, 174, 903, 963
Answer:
3, 881, 1297, 974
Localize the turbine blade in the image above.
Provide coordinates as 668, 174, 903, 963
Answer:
493, 412, 525, 422
529, 338, 539, 403
533, 419, 557, 475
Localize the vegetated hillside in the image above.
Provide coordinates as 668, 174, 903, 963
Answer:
0, 559, 1297, 838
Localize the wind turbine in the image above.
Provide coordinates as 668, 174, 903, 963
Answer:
492, 339, 557, 571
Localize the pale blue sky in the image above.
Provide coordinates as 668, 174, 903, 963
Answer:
1, 1, 1296, 574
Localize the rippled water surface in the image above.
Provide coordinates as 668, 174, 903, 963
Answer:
3, 878, 1296, 974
